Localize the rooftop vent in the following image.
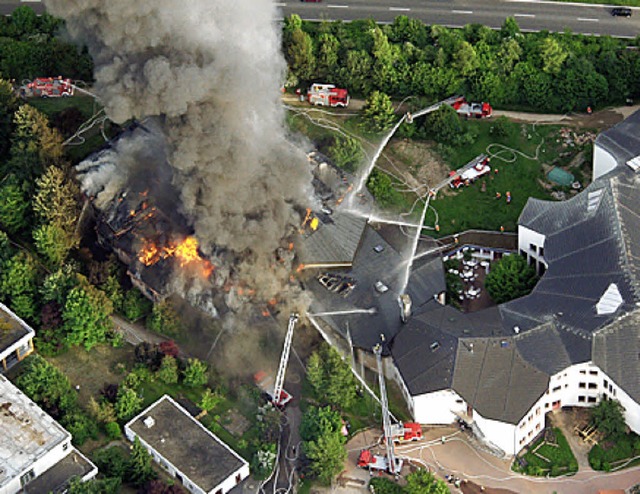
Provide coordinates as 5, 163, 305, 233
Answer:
430, 341, 440, 352
596, 283, 623, 315
587, 189, 604, 212
626, 155, 640, 172
143, 416, 155, 429
513, 326, 520, 334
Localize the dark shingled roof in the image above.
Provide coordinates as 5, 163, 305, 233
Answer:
452, 338, 549, 424
593, 310, 640, 403
128, 396, 246, 492
594, 109, 640, 167
297, 211, 367, 266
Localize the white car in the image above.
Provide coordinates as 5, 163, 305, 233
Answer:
374, 281, 389, 294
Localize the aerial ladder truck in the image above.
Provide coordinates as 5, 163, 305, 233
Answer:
357, 340, 407, 476
254, 313, 298, 408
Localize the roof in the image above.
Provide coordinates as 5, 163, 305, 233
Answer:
452, 337, 549, 424
24, 448, 96, 494
126, 395, 247, 492
595, 108, 640, 167
592, 310, 640, 403
0, 375, 70, 490
0, 302, 33, 356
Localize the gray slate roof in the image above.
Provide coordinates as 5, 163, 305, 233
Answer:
595, 109, 640, 167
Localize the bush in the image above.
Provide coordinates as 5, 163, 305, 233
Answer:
122, 289, 152, 322
92, 446, 129, 480
104, 421, 121, 440
61, 409, 99, 446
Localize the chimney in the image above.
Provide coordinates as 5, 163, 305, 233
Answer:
399, 294, 412, 323
143, 416, 155, 428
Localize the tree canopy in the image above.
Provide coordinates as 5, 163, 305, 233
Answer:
484, 254, 538, 304
306, 343, 357, 410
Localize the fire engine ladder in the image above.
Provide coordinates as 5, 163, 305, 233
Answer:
273, 313, 299, 404
374, 340, 399, 476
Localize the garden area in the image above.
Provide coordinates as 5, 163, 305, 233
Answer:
588, 399, 640, 471
513, 427, 578, 477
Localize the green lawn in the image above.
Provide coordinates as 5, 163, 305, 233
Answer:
27, 94, 102, 120
425, 120, 563, 237
515, 428, 578, 477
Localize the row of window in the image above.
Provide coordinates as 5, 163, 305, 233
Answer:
529, 243, 545, 257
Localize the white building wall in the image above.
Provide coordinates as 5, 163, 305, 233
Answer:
212, 464, 250, 494
1, 439, 71, 494
593, 144, 619, 181
517, 225, 547, 272
410, 389, 466, 425
473, 412, 517, 456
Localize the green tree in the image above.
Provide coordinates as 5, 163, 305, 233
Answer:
424, 104, 465, 144
540, 37, 568, 75
497, 38, 522, 74
41, 265, 78, 305
316, 33, 340, 80
67, 476, 121, 494
361, 91, 396, 133
126, 436, 157, 486
0, 79, 19, 159
147, 300, 180, 336
0, 251, 39, 321
304, 430, 347, 485
199, 388, 222, 412
591, 398, 626, 439
33, 222, 69, 268
115, 386, 143, 421
122, 288, 152, 322
300, 406, 344, 442
61, 408, 99, 445
367, 169, 402, 208
306, 344, 357, 410
92, 446, 129, 480
15, 354, 77, 416
328, 135, 363, 172
452, 41, 479, 77
63, 284, 113, 350
0, 179, 29, 234
284, 23, 315, 80
338, 50, 372, 95
484, 254, 538, 304
156, 355, 179, 384
183, 358, 208, 387
405, 469, 450, 494
33, 165, 79, 236
501, 17, 521, 39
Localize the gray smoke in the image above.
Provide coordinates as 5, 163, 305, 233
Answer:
47, 0, 312, 302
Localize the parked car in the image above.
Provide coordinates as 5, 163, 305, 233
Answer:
611, 7, 632, 17
374, 281, 389, 294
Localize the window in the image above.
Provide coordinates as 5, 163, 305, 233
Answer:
588, 383, 597, 390
589, 370, 598, 376
530, 243, 537, 253
519, 437, 525, 445
609, 384, 613, 393
535, 407, 541, 416
519, 423, 526, 430
545, 403, 550, 409
20, 470, 35, 487
578, 396, 586, 403
63, 442, 69, 451
588, 396, 597, 403
552, 385, 561, 392
579, 382, 586, 389
579, 370, 586, 375
613, 389, 617, 397
456, 399, 464, 404
528, 430, 533, 437
603, 379, 608, 388
536, 423, 541, 431
539, 246, 545, 257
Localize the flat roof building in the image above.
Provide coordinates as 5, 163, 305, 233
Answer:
125, 395, 249, 494
0, 374, 96, 494
0, 302, 35, 372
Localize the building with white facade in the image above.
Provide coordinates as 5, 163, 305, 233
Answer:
305, 109, 640, 457
125, 395, 249, 494
0, 302, 35, 372
0, 374, 97, 494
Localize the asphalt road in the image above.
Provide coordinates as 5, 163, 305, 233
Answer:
281, 0, 640, 38
3, 0, 639, 38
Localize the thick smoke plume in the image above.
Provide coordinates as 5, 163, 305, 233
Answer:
47, 0, 313, 306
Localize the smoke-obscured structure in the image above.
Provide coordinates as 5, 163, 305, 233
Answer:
47, 0, 313, 318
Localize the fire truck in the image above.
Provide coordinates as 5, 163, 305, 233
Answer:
450, 96, 492, 118
24, 77, 74, 98
254, 313, 298, 408
389, 422, 423, 443
304, 83, 350, 108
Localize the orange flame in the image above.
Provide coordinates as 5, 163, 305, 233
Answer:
296, 264, 305, 273
137, 236, 214, 278
261, 309, 271, 317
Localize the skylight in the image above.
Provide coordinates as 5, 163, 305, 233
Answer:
626, 155, 640, 172
596, 283, 623, 315
587, 189, 604, 213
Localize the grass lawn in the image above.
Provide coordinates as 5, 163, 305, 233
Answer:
515, 427, 578, 477
27, 95, 102, 120
425, 120, 566, 237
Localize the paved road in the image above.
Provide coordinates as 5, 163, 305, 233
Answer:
5, 0, 639, 38
282, 0, 640, 38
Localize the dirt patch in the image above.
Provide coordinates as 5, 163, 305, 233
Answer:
380, 138, 450, 196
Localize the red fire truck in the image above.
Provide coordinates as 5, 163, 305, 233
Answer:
24, 77, 74, 98
303, 83, 350, 108
450, 96, 492, 118
389, 422, 423, 443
